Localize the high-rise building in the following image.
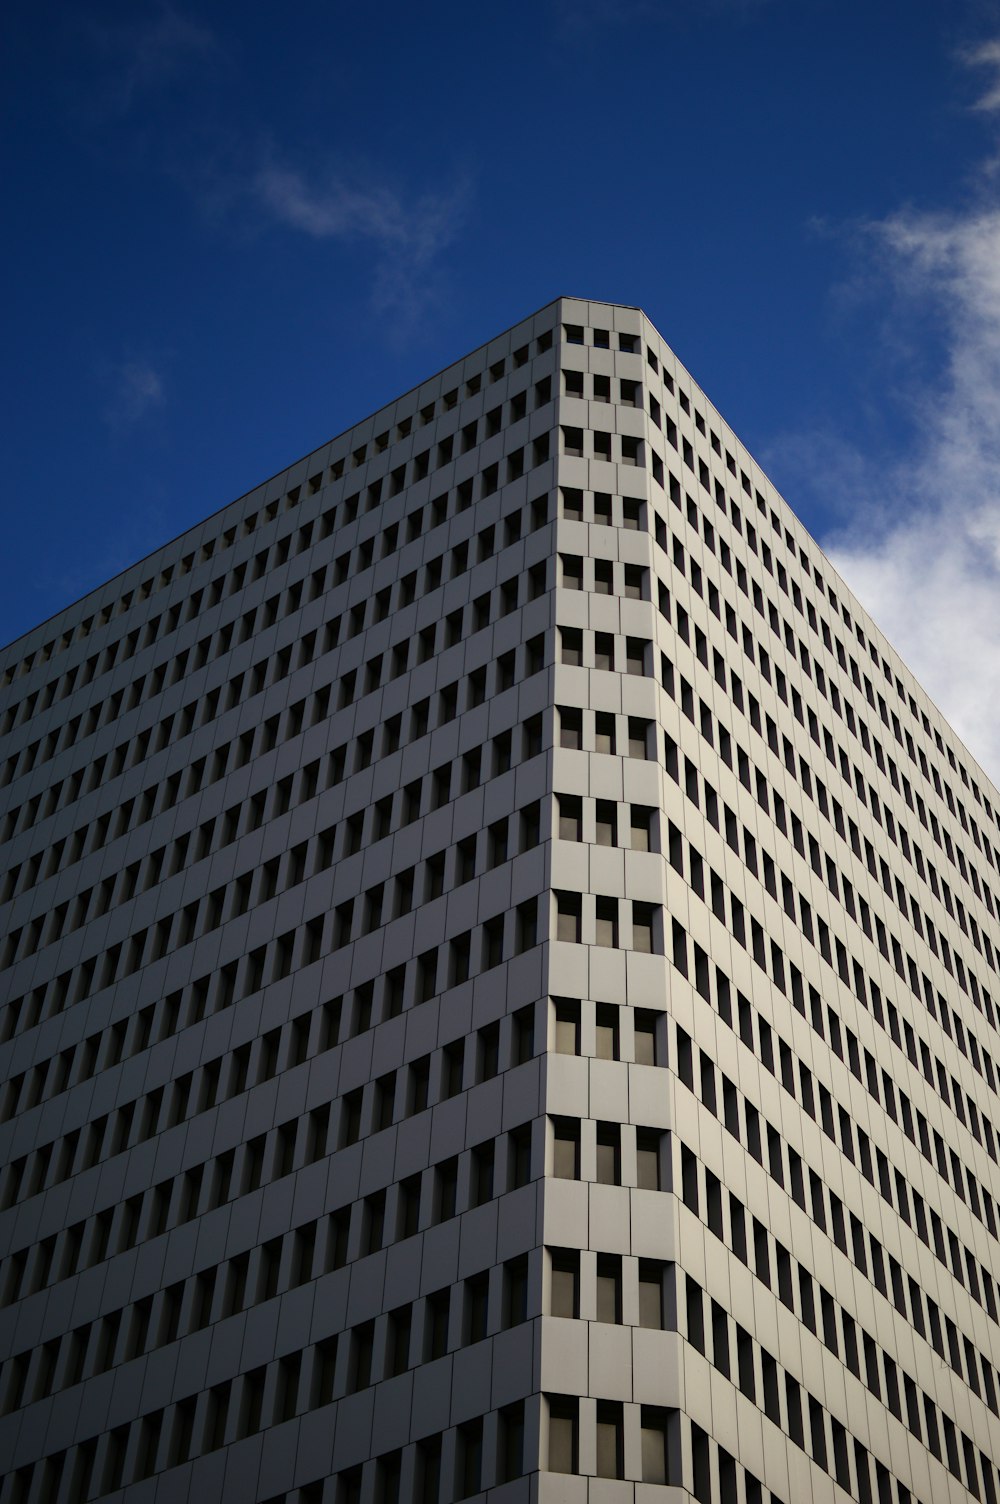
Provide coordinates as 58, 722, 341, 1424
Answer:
2, 296, 999, 1504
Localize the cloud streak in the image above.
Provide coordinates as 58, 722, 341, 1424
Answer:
811, 41, 1000, 783
248, 158, 471, 327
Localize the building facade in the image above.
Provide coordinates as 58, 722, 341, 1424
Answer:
2, 297, 1000, 1504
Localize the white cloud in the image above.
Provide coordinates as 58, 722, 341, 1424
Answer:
104, 360, 166, 428
963, 38, 1000, 113
249, 159, 471, 327
812, 43, 1000, 785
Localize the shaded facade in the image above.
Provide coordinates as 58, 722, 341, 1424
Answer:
2, 297, 1000, 1503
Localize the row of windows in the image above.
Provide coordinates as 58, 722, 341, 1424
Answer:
649, 464, 1000, 924
0, 806, 545, 1128
551, 892, 661, 953
664, 731, 1000, 1256
655, 506, 1000, 948
664, 657, 1000, 1109
658, 640, 1000, 1133
0, 488, 548, 780
556, 796, 657, 851
3, 883, 546, 1155
0, 1094, 538, 1313
560, 425, 648, 472
679, 1133, 1000, 1433
0, 323, 558, 689
3, 762, 542, 1005
664, 602, 1000, 1013
0, 702, 547, 1059
681, 1266, 990, 1502
320, 1406, 528, 1504
2, 1383, 530, 1504
557, 624, 652, 676
0, 452, 549, 775
661, 652, 998, 1155
0, 486, 551, 841
671, 872, 1000, 1326
0, 974, 537, 1213
1, 642, 548, 1008
1, 1182, 542, 1419
627, 337, 1000, 840
0, 984, 673, 1315
6, 319, 995, 908
670, 947, 999, 1375
668, 796, 1000, 1179
2, 585, 547, 940
561, 367, 644, 406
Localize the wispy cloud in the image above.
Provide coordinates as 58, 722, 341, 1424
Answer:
103, 360, 166, 429
86, 1, 217, 113
963, 38, 1000, 113
247, 157, 472, 328
795, 40, 1000, 782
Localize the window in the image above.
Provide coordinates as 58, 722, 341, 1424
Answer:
628, 717, 650, 758
626, 636, 647, 675
442, 1041, 464, 1098
471, 1142, 494, 1205
488, 818, 509, 867
634, 1010, 660, 1066
595, 896, 619, 948
498, 1401, 525, 1484
596, 1402, 624, 1478
595, 1003, 619, 1060
550, 1250, 580, 1317
503, 1255, 529, 1327
596, 1122, 621, 1184
641, 1408, 677, 1485
558, 794, 583, 841
561, 554, 583, 589
508, 1123, 532, 1188
454, 1413, 481, 1497
595, 712, 616, 754
630, 805, 654, 850
555, 892, 581, 943
636, 1129, 663, 1189
552, 1118, 580, 1179
639, 1261, 669, 1328
596, 1254, 623, 1322
434, 1159, 458, 1223
561, 487, 583, 521
424, 1290, 450, 1360
559, 706, 582, 749
559, 627, 583, 666
416, 1437, 441, 1504
547, 1396, 578, 1473
554, 998, 580, 1054
516, 899, 538, 952
464, 1274, 489, 1344
595, 799, 616, 847
594, 632, 614, 672
632, 902, 657, 954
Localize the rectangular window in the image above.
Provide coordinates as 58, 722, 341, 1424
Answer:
552, 1118, 580, 1179
547, 1396, 578, 1473
550, 1250, 580, 1317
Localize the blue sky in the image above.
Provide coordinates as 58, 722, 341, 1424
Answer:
5, 0, 1000, 773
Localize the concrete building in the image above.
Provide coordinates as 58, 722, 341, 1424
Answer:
2, 297, 1000, 1504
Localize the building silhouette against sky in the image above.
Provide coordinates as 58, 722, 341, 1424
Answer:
2, 298, 1000, 1504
